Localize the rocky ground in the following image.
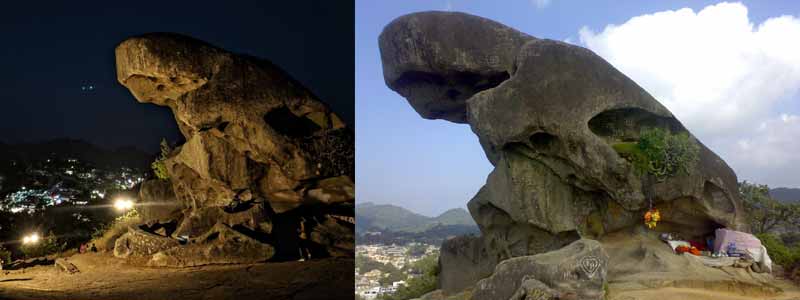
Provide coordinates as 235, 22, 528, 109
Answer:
0, 252, 353, 300
608, 283, 800, 300
420, 282, 800, 300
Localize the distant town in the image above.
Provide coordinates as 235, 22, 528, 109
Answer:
355, 242, 438, 300
0, 157, 145, 214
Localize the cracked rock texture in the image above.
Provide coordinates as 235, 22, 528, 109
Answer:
380, 11, 748, 296
473, 239, 608, 300
112, 33, 354, 265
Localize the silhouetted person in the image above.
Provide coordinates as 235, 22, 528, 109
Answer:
90, 243, 97, 252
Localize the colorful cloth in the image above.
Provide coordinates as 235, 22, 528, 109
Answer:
713, 228, 772, 272
713, 228, 762, 253
667, 240, 691, 252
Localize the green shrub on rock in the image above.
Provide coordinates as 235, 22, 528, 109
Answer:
151, 138, 172, 180
613, 127, 699, 181
0, 245, 11, 265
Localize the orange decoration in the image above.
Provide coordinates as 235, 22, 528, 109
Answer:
644, 209, 661, 229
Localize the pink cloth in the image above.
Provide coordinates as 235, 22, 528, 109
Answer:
713, 228, 762, 252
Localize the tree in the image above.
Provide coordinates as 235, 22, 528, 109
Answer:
740, 181, 800, 234
381, 254, 439, 300
0, 245, 11, 265
151, 139, 172, 180
406, 243, 427, 257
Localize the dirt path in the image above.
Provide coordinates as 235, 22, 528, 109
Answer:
0, 252, 353, 300
609, 283, 800, 300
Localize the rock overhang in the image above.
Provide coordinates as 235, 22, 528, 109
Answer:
380, 11, 748, 262
113, 33, 355, 265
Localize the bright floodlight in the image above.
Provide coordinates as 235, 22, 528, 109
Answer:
22, 233, 39, 245
114, 198, 134, 211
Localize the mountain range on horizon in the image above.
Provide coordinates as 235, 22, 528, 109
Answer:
357, 186, 800, 235
770, 187, 800, 204
0, 138, 154, 171
356, 202, 476, 233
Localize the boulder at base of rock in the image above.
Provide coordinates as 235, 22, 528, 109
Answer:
473, 239, 608, 300
306, 214, 355, 258
172, 201, 270, 238
509, 277, 560, 300
147, 223, 274, 267
54, 258, 79, 274
114, 227, 181, 259
438, 235, 497, 294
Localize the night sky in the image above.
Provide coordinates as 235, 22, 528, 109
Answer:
0, 1, 354, 153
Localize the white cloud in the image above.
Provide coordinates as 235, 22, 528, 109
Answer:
578, 2, 800, 187
533, 0, 551, 9
728, 114, 800, 187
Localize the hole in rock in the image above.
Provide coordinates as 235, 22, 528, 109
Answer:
446, 89, 461, 100
223, 199, 254, 213
264, 107, 321, 138
529, 132, 558, 153
588, 107, 684, 143
138, 220, 178, 237
641, 196, 726, 242
205, 232, 220, 242
231, 224, 271, 244
216, 121, 230, 132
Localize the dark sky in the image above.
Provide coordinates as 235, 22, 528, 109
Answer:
0, 1, 354, 153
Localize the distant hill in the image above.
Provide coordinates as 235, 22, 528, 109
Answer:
356, 223, 480, 246
356, 202, 476, 234
0, 139, 153, 171
770, 188, 800, 204
433, 208, 476, 226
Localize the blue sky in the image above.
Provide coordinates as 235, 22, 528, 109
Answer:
356, 0, 800, 216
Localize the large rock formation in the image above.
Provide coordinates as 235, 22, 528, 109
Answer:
379, 11, 749, 296
113, 33, 354, 266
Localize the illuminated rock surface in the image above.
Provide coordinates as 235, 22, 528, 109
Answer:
113, 33, 354, 265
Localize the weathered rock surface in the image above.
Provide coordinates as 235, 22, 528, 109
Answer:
137, 179, 182, 223
438, 235, 496, 294
509, 278, 559, 300
114, 227, 180, 258
113, 33, 354, 266
473, 239, 608, 300
148, 223, 274, 267
172, 201, 270, 238
54, 258, 79, 274
305, 214, 355, 258
380, 11, 747, 263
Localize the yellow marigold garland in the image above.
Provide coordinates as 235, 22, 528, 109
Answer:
644, 209, 660, 229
